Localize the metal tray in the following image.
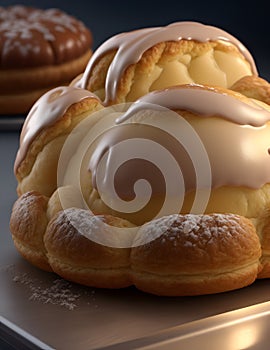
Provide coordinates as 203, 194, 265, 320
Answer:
103, 300, 270, 350
1, 229, 270, 350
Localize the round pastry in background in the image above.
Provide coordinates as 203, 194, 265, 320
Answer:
0, 5, 93, 114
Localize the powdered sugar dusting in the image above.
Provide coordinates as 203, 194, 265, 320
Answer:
11, 269, 96, 310
0, 6, 82, 41
135, 213, 244, 246
0, 5, 90, 66
61, 207, 137, 248
60, 208, 110, 242
61, 208, 245, 249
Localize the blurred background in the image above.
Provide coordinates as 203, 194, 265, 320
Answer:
0, 0, 269, 79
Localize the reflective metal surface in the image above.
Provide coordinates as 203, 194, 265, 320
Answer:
103, 301, 270, 349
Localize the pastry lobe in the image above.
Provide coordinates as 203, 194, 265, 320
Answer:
14, 86, 103, 197
76, 21, 257, 104
231, 75, 270, 106
131, 213, 261, 296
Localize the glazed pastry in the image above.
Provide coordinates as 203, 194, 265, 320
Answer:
83, 85, 270, 225
9, 21, 270, 296
0, 5, 92, 114
75, 21, 257, 104
10, 83, 270, 295
14, 85, 103, 197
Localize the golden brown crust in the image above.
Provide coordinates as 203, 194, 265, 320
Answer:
131, 264, 260, 296
45, 210, 132, 269
255, 206, 270, 278
9, 191, 51, 271
131, 214, 261, 295
83, 39, 252, 104
132, 214, 261, 273
44, 209, 132, 288
9, 190, 267, 295
231, 75, 270, 106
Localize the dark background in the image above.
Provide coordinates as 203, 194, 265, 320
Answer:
1, 0, 270, 80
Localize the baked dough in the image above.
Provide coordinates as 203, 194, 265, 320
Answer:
10, 82, 270, 295
75, 21, 257, 104
0, 5, 92, 114
10, 192, 262, 295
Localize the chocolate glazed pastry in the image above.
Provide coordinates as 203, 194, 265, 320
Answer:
0, 5, 92, 114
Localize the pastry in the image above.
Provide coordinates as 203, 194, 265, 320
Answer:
9, 21, 270, 296
75, 21, 257, 104
231, 75, 270, 105
14, 86, 103, 197
0, 5, 92, 114
10, 82, 270, 295
131, 213, 261, 296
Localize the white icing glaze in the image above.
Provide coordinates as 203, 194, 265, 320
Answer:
78, 21, 258, 104
116, 84, 270, 127
89, 85, 270, 201
14, 86, 100, 172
